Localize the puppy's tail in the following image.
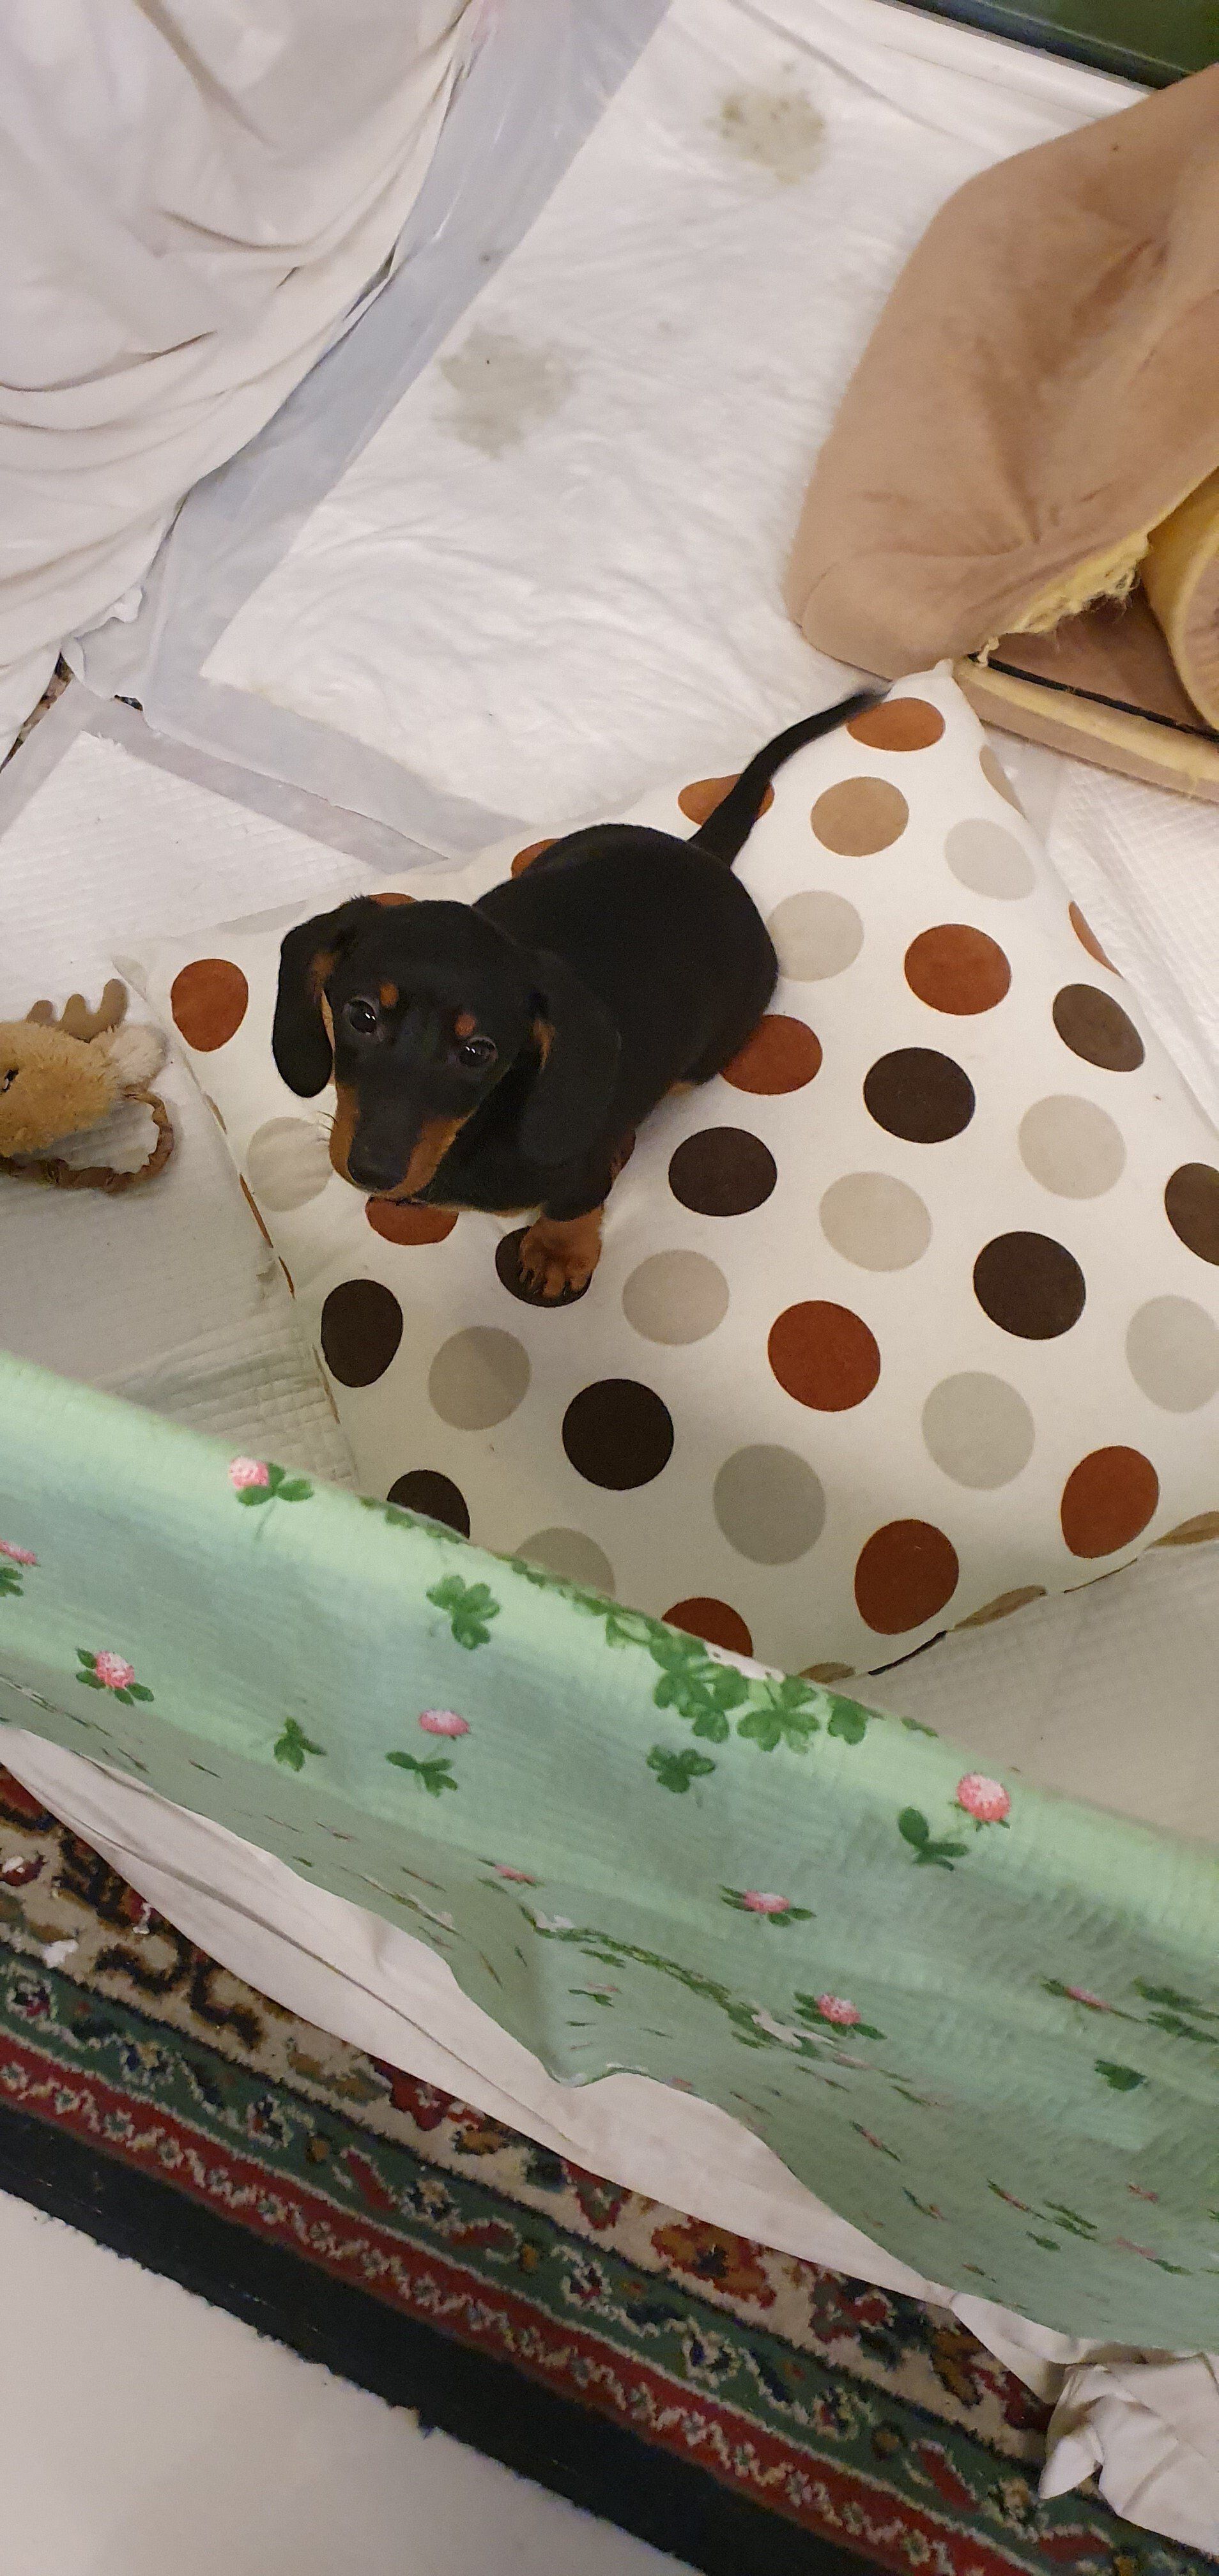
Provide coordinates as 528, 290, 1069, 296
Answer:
688, 688, 884, 865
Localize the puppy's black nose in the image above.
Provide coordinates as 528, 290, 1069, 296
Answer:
347, 1144, 406, 1194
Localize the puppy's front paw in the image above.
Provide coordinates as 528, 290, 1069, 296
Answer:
518, 1221, 597, 1303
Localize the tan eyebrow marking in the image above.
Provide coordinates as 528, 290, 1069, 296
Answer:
455, 1010, 477, 1039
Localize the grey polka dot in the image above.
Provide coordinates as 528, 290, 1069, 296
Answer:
622, 1250, 730, 1344
820, 1172, 931, 1271
245, 1116, 333, 1210
944, 819, 1036, 900
766, 889, 864, 981
713, 1445, 825, 1564
922, 1373, 1035, 1489
428, 1327, 530, 1429
1018, 1096, 1126, 1199
1126, 1297, 1219, 1413
516, 1528, 616, 1594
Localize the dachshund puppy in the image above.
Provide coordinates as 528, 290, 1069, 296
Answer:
273, 691, 877, 1300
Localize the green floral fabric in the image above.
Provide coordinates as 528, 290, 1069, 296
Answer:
2, 1349, 1218, 2347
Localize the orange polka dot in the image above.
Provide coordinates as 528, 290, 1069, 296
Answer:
854, 1521, 960, 1634
366, 1199, 458, 1246
1061, 1448, 1159, 1558
953, 1586, 1046, 1629
722, 1013, 822, 1094
279, 1259, 295, 1296
372, 891, 415, 907
1153, 1510, 1219, 1547
1068, 903, 1117, 972
678, 776, 774, 828
812, 778, 908, 856
801, 1661, 856, 1683
664, 1597, 753, 1656
203, 1094, 226, 1131
511, 839, 556, 877
847, 698, 945, 752
240, 1177, 272, 1248
904, 924, 1011, 1015
170, 958, 248, 1051
769, 1301, 880, 1411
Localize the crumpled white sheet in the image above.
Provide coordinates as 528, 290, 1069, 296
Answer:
0, 0, 473, 753
3, 1726, 1216, 2555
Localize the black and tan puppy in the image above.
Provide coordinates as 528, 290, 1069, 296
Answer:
273, 691, 877, 1301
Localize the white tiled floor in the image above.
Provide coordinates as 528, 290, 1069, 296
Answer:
0, 2191, 676, 2575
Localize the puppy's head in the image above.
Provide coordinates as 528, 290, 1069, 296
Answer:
273, 894, 620, 1197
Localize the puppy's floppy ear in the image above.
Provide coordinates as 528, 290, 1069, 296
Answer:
273, 898, 382, 1096
518, 949, 621, 1169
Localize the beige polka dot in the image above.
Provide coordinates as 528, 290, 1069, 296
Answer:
516, 1528, 616, 1594
1126, 1297, 1219, 1413
944, 819, 1036, 900
954, 1586, 1046, 1629
714, 1445, 825, 1564
245, 1116, 334, 1211
1153, 1511, 1219, 1547
766, 889, 863, 981
802, 1661, 857, 1682
819, 1172, 931, 1272
811, 778, 908, 857
922, 1373, 1035, 1489
622, 1250, 730, 1344
1018, 1096, 1126, 1199
980, 744, 1024, 810
428, 1327, 530, 1429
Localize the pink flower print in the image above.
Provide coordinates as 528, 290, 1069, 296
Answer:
815, 1995, 861, 2027
956, 1773, 1010, 1825
1128, 2185, 1159, 2204
93, 1652, 135, 1692
742, 1892, 790, 1914
1114, 2238, 1157, 2261
229, 1457, 270, 1492
494, 1865, 537, 1883
0, 1542, 37, 1566
1065, 1986, 1110, 2011
418, 1709, 470, 1738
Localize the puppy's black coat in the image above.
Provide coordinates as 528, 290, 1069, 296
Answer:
273, 691, 877, 1294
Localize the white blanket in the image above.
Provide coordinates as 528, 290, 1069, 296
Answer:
0, 0, 472, 753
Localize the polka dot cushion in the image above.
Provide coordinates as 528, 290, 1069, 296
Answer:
134, 668, 1219, 1677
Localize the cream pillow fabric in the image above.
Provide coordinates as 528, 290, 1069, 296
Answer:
133, 670, 1219, 1676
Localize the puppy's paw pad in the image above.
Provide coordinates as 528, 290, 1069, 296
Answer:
494, 1226, 594, 1309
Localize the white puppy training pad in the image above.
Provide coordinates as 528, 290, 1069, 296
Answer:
202, 0, 1133, 843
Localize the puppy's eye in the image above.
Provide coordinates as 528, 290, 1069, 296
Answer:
343, 997, 379, 1038
458, 1035, 497, 1071
1, 1068, 18, 1094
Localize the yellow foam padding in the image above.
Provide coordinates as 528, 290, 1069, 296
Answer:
955, 659, 1219, 807
1142, 467, 1219, 731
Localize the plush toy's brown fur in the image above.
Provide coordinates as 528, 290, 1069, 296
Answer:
0, 981, 174, 1192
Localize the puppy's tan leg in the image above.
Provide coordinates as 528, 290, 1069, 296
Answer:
518, 1205, 604, 1302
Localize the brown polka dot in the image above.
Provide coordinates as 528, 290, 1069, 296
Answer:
1153, 1510, 1219, 1547
511, 838, 556, 877
495, 1226, 592, 1307
953, 1586, 1046, 1630
279, 1259, 295, 1297
669, 1127, 776, 1216
769, 1301, 880, 1411
240, 1177, 272, 1248
854, 1521, 960, 1634
801, 1662, 856, 1683
722, 1013, 822, 1094
1069, 903, 1117, 972
1165, 1163, 1219, 1264
678, 776, 774, 827
562, 1380, 674, 1489
974, 1232, 1085, 1339
1060, 1447, 1159, 1558
367, 1199, 458, 1246
203, 1094, 226, 1131
372, 891, 415, 907
847, 698, 945, 752
980, 744, 1024, 811
863, 1048, 974, 1144
904, 924, 1011, 1016
387, 1469, 470, 1537
664, 1597, 753, 1656
1052, 984, 1144, 1072
170, 958, 248, 1052
811, 778, 908, 856
320, 1278, 404, 1386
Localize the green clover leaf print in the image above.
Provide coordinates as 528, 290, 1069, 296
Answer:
826, 1701, 870, 1744
77, 1649, 153, 1708
721, 1887, 813, 1926
1096, 2061, 1146, 2091
274, 1719, 326, 1772
647, 1746, 716, 1793
229, 1458, 313, 1507
427, 1576, 500, 1650
0, 1543, 36, 1598
736, 1677, 823, 1754
387, 1751, 458, 1797
898, 1808, 969, 1869
648, 1632, 748, 1738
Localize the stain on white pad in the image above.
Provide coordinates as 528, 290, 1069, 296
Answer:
204, 0, 1130, 837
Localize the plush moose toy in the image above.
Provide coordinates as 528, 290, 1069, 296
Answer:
0, 981, 174, 1192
